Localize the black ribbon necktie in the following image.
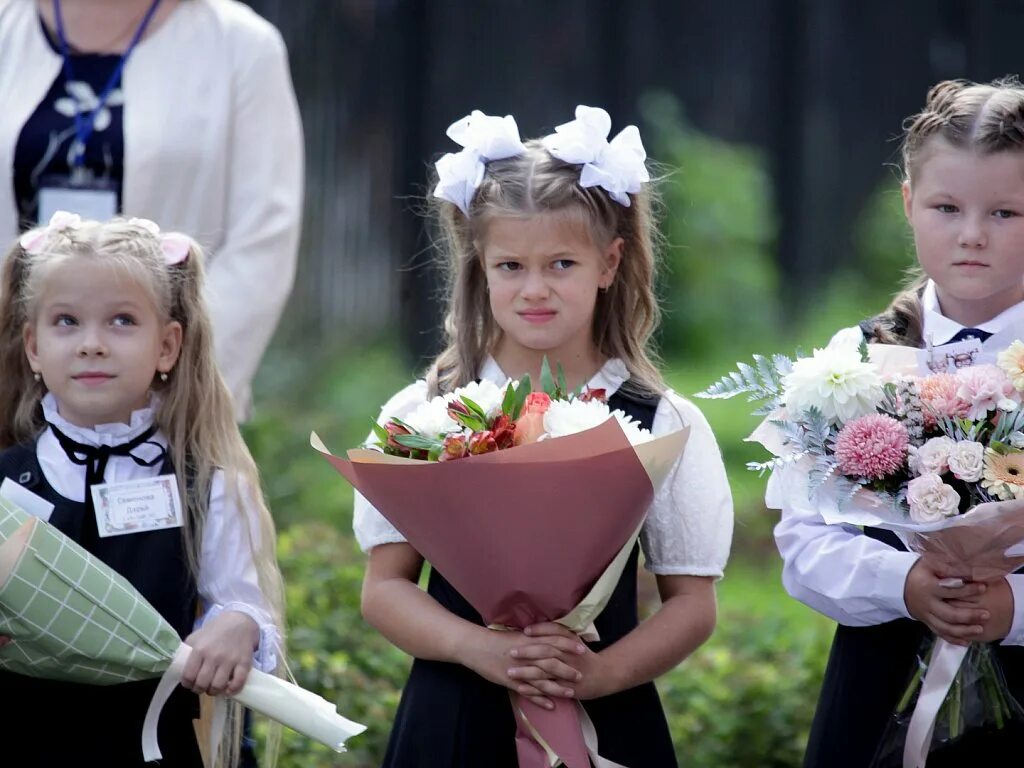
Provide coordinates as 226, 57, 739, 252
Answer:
47, 423, 166, 545
943, 327, 993, 345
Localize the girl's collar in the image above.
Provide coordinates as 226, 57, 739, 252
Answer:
41, 392, 160, 447
922, 279, 1024, 344
480, 355, 630, 395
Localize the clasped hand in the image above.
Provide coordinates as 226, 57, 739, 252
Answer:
465, 622, 610, 710
180, 610, 260, 696
905, 559, 1013, 646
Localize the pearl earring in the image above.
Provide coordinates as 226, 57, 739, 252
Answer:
160, 372, 169, 382
33, 372, 41, 382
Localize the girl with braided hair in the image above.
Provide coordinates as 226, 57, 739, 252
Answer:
774, 77, 1024, 767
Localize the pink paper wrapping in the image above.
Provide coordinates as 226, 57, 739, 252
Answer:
315, 419, 675, 768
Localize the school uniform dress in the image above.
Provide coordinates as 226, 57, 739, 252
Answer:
771, 282, 1024, 768
354, 357, 734, 768
0, 394, 279, 768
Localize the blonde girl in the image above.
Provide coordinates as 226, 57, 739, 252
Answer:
0, 213, 284, 768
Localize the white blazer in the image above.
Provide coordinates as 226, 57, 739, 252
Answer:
0, 0, 305, 418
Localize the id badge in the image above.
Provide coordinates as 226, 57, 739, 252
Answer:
91, 474, 183, 538
38, 171, 118, 223
916, 338, 984, 374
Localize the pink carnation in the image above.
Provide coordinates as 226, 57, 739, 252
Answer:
917, 373, 970, 428
955, 365, 1019, 421
834, 414, 909, 480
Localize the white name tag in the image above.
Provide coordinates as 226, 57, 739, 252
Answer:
38, 185, 117, 223
917, 338, 984, 375
91, 475, 183, 538
0, 477, 54, 522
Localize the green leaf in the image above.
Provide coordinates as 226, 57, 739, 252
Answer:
393, 434, 444, 451
557, 362, 568, 400
370, 421, 390, 445
540, 357, 556, 396
858, 338, 870, 363
459, 396, 490, 423
512, 374, 531, 419
501, 382, 517, 417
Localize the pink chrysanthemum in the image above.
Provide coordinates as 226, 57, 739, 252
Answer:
918, 373, 970, 428
834, 414, 909, 480
955, 365, 1019, 421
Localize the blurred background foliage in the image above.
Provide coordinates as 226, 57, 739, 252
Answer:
242, 90, 913, 766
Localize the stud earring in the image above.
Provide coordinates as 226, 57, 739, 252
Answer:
160, 372, 169, 382
33, 372, 41, 382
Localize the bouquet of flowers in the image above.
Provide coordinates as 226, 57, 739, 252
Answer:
313, 361, 689, 768
699, 332, 1024, 768
0, 497, 366, 765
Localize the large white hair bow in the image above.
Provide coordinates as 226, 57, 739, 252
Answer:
542, 105, 649, 207
433, 110, 527, 215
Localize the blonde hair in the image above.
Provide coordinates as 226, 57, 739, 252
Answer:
426, 138, 665, 396
0, 218, 284, 768
867, 77, 1024, 345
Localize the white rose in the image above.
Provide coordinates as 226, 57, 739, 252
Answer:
947, 441, 985, 482
912, 436, 955, 476
783, 345, 883, 425
906, 473, 961, 523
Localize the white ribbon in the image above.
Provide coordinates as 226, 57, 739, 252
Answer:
142, 641, 367, 763
902, 639, 969, 768
143, 643, 198, 762
433, 110, 526, 215
542, 105, 649, 207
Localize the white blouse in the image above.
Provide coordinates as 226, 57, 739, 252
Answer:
771, 287, 1024, 646
24, 394, 280, 670
353, 358, 734, 577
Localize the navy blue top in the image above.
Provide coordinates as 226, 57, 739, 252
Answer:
13, 18, 125, 229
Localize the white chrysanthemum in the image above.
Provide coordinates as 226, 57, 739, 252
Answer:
446, 379, 508, 418
402, 396, 461, 437
543, 399, 652, 445
783, 345, 883, 425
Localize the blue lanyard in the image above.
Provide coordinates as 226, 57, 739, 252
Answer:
52, 0, 163, 170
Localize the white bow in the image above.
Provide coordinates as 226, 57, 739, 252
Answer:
542, 105, 649, 207
433, 110, 526, 215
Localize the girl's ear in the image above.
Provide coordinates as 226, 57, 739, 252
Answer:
902, 180, 913, 222
157, 320, 183, 376
601, 236, 625, 289
23, 321, 40, 375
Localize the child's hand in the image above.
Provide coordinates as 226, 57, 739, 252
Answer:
947, 577, 1015, 643
462, 627, 584, 710
515, 623, 614, 701
904, 559, 989, 646
181, 611, 260, 696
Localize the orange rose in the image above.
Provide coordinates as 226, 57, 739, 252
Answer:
514, 392, 552, 446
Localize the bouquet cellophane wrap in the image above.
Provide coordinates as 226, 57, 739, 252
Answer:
0, 496, 366, 764
313, 418, 689, 768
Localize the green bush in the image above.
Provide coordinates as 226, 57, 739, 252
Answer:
641, 91, 781, 359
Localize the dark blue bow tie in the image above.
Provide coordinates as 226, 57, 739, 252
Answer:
942, 327, 993, 345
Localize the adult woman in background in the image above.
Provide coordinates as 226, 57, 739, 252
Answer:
0, 0, 304, 420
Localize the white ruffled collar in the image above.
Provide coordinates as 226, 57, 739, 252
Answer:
480, 355, 630, 395
41, 392, 159, 448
